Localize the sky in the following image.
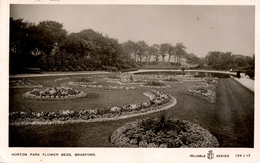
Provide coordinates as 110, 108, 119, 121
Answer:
10, 5, 255, 57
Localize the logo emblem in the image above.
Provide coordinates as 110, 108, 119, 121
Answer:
207, 150, 214, 160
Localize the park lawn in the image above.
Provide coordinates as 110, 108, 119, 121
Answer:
9, 74, 149, 113
9, 81, 201, 147
9, 77, 254, 147
9, 88, 148, 112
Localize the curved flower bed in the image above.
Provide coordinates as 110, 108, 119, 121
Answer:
160, 78, 183, 83
68, 84, 145, 91
106, 74, 144, 85
204, 78, 219, 84
10, 79, 43, 88
185, 85, 216, 103
90, 75, 105, 78
182, 78, 205, 82
10, 90, 177, 126
140, 81, 171, 89
110, 118, 219, 148
54, 77, 96, 84
148, 75, 171, 80
22, 87, 87, 100
106, 79, 144, 85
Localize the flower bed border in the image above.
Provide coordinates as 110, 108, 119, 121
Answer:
54, 77, 96, 84
140, 85, 171, 89
184, 86, 216, 103
10, 79, 43, 89
106, 80, 145, 85
182, 78, 205, 82
159, 80, 183, 84
10, 91, 177, 126
22, 87, 87, 100
71, 84, 145, 91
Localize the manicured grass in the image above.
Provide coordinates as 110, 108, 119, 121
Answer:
9, 74, 148, 113
9, 75, 254, 147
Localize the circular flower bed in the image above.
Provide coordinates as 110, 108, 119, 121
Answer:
22, 87, 87, 100
110, 118, 219, 148
10, 90, 177, 126
10, 79, 43, 88
185, 85, 216, 103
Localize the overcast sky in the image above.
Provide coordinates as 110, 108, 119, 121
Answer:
10, 5, 255, 57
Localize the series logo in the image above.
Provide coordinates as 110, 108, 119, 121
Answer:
207, 150, 214, 160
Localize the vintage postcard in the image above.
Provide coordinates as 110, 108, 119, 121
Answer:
1, 0, 259, 162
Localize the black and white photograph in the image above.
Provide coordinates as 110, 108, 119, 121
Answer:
1, 0, 259, 162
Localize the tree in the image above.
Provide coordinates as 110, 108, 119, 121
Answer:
10, 18, 42, 71
147, 44, 159, 62
122, 40, 136, 61
174, 43, 187, 63
220, 52, 233, 70
167, 44, 175, 62
136, 41, 148, 62
206, 51, 222, 69
36, 21, 68, 55
160, 43, 171, 62
186, 53, 200, 65
151, 44, 160, 62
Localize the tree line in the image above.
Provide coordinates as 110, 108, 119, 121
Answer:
10, 18, 196, 73
10, 18, 133, 73
10, 18, 254, 77
205, 51, 254, 77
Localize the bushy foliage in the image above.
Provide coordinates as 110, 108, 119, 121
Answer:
9, 18, 135, 73
205, 51, 254, 73
145, 81, 165, 87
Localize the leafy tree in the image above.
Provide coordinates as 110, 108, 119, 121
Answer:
122, 40, 136, 61
151, 44, 160, 62
167, 44, 175, 62
147, 45, 159, 62
174, 43, 187, 63
136, 41, 148, 62
159, 43, 171, 62
10, 18, 41, 71
36, 20, 68, 55
205, 51, 254, 70
186, 53, 200, 64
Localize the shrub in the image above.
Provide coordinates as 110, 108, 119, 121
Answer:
246, 70, 254, 78
165, 77, 178, 82
145, 81, 164, 87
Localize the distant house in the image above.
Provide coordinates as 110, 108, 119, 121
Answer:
180, 58, 199, 68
